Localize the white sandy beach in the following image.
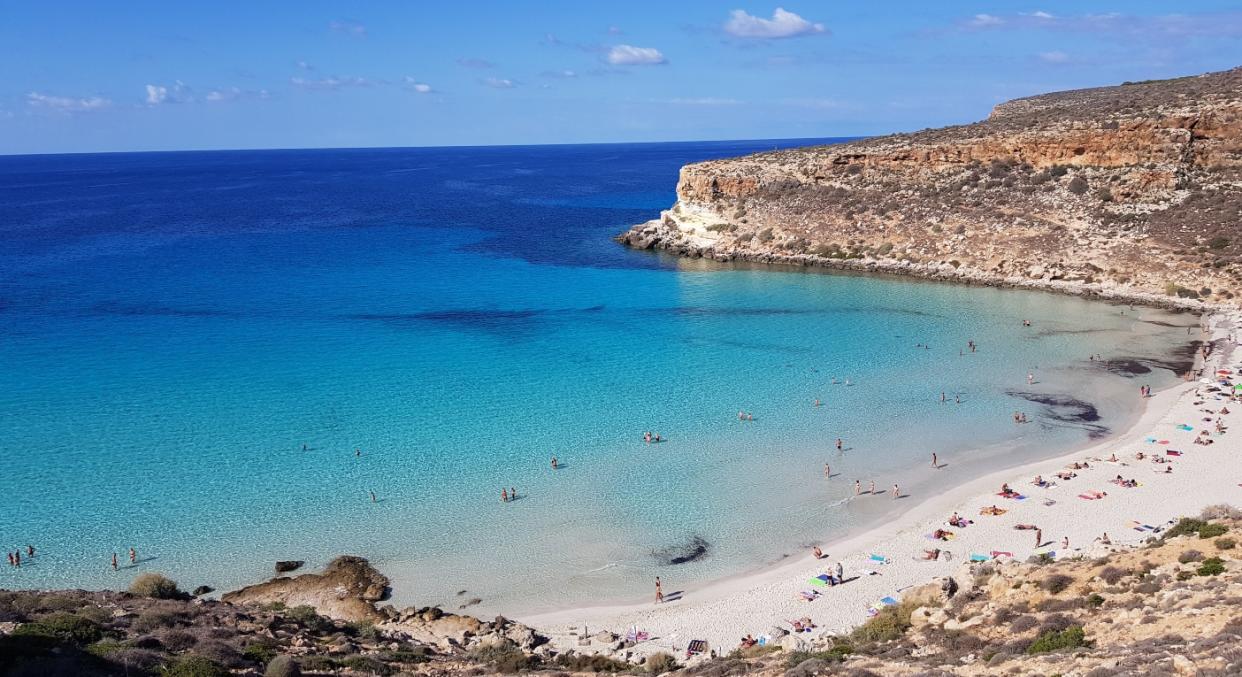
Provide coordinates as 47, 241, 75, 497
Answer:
522, 309, 1242, 658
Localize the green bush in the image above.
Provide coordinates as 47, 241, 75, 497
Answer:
13, 612, 103, 644
346, 620, 381, 641
472, 642, 541, 673
646, 651, 678, 674
1027, 626, 1087, 654
852, 601, 915, 643
161, 655, 229, 677
1216, 537, 1236, 550
1086, 594, 1105, 608
1199, 523, 1228, 539
129, 573, 182, 600
243, 641, 277, 665
264, 655, 302, 677
284, 605, 332, 632
1198, 557, 1226, 576
1166, 518, 1207, 538
554, 653, 631, 672
1041, 574, 1074, 594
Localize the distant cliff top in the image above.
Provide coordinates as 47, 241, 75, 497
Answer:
621, 67, 1242, 306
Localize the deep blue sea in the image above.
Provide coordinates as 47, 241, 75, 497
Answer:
0, 140, 1194, 615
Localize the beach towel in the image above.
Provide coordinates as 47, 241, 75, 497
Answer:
1178, 424, 1194, 431
798, 590, 819, 601
990, 550, 1014, 559
997, 492, 1027, 500
1078, 493, 1100, 500
1145, 437, 1157, 443
869, 554, 890, 564
1167, 450, 1183, 456
878, 596, 898, 606
809, 574, 831, 587
969, 553, 989, 562
1158, 440, 1170, 445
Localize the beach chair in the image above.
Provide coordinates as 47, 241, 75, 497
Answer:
686, 640, 708, 658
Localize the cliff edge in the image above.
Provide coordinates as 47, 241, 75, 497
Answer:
619, 68, 1242, 306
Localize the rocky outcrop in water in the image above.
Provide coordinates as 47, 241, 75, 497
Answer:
221, 556, 391, 622
618, 67, 1242, 308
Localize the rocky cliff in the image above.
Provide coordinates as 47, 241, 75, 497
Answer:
619, 67, 1242, 306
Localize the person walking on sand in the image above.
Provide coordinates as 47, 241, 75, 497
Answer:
824, 463, 831, 478
1034, 528, 1042, 548
1062, 536, 1069, 550
932, 453, 938, 468
892, 484, 900, 499
868, 480, 875, 495
655, 576, 664, 604
854, 480, 861, 496
111, 553, 118, 571
129, 547, 136, 565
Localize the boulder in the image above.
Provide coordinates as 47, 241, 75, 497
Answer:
275, 561, 305, 574
191, 586, 215, 597
222, 555, 391, 622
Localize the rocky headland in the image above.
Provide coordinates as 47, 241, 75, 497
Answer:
618, 67, 1242, 308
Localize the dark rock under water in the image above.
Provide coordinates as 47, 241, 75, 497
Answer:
1006, 391, 1110, 439
654, 535, 710, 565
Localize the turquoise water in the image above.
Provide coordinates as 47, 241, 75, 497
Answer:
0, 143, 1193, 615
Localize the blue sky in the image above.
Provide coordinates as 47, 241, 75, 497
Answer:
3, 1, 1241, 154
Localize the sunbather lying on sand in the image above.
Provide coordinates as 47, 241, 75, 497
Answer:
980, 505, 1007, 516
1014, 523, 1038, 530
1055, 471, 1077, 480
922, 548, 941, 560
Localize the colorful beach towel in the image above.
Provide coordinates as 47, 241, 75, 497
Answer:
869, 554, 890, 564
969, 553, 989, 562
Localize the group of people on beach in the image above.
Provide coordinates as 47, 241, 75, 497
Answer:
110, 548, 138, 571
6, 545, 34, 568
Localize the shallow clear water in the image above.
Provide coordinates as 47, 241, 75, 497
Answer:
0, 142, 1194, 615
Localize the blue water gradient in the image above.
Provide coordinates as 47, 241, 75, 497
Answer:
0, 141, 1193, 614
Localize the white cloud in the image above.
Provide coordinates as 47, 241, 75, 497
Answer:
144, 81, 192, 106
607, 25, 624, 35
606, 44, 667, 65
290, 76, 373, 91
541, 69, 578, 79
329, 19, 366, 37
482, 77, 515, 88
968, 13, 1005, 27
1038, 50, 1070, 63
402, 76, 433, 93
296, 60, 315, 71
26, 91, 112, 113
724, 8, 826, 39
205, 87, 270, 102
1028, 10, 1055, 19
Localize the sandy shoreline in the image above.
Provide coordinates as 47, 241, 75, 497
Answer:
521, 309, 1240, 656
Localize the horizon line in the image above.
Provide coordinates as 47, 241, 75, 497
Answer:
0, 134, 868, 160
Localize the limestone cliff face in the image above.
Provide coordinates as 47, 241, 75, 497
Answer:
619, 67, 1242, 306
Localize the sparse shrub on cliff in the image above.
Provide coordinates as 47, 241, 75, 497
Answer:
1216, 537, 1236, 550
1198, 557, 1226, 576
285, 605, 332, 633
1199, 523, 1228, 539
1027, 626, 1087, 654
132, 608, 189, 632
338, 656, 395, 675
1050, 165, 1069, 178
264, 655, 302, 677
1209, 236, 1231, 249
757, 228, 774, 242
555, 653, 631, 672
163, 655, 229, 677
13, 612, 103, 644
645, 652, 678, 674
852, 600, 916, 643
1041, 574, 1074, 595
129, 572, 181, 599
1067, 176, 1089, 195
243, 640, 278, 665
1179, 549, 1203, 563
1010, 615, 1039, 633
471, 641, 540, 673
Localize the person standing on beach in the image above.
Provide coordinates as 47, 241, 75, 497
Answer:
655, 576, 664, 603
1034, 528, 1042, 548
824, 463, 830, 478
854, 480, 861, 496
892, 484, 900, 499
932, 453, 938, 468
1062, 536, 1069, 550
835, 561, 844, 582
869, 480, 875, 495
